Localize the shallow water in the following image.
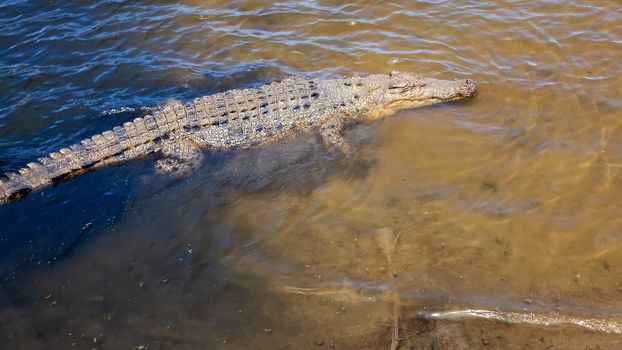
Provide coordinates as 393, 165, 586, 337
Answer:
1, 0, 622, 348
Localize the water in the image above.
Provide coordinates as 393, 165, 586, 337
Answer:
1, 0, 622, 348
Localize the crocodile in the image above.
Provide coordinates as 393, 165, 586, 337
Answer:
0, 72, 478, 203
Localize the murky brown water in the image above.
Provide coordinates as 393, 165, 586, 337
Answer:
1, 0, 622, 349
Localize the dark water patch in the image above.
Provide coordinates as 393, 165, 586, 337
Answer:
0, 160, 149, 279
0, 127, 367, 281
0, 1, 293, 169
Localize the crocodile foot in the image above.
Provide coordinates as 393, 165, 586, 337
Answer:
319, 116, 356, 159
155, 138, 204, 176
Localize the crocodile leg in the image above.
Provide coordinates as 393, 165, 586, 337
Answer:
155, 137, 204, 176
319, 116, 356, 157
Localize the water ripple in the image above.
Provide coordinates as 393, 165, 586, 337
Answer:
1, 0, 622, 347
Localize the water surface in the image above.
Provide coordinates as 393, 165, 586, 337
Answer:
1, 0, 622, 348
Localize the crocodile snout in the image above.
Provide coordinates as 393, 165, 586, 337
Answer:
461, 79, 478, 98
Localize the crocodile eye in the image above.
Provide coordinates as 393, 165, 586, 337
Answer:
388, 83, 407, 90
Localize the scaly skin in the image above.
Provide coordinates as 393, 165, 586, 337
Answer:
0, 72, 478, 203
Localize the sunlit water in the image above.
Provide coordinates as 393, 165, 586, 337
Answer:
1, 0, 622, 348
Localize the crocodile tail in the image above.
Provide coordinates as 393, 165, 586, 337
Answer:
0, 115, 160, 203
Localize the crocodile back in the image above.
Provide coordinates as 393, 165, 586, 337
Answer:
186, 76, 326, 149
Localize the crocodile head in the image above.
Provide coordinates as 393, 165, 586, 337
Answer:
357, 71, 478, 120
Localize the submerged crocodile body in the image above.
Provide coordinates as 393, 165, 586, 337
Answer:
0, 72, 477, 203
